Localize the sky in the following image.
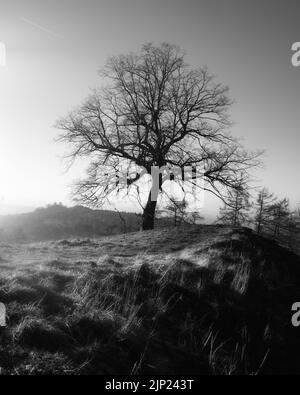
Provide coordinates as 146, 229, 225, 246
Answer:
0, 0, 299, 217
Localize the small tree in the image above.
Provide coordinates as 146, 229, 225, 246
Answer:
267, 198, 290, 239
217, 187, 251, 227
186, 211, 204, 225
293, 207, 300, 232
288, 207, 300, 252
254, 188, 276, 234
163, 197, 188, 226
284, 211, 300, 251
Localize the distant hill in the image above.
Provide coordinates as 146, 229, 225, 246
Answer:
0, 204, 144, 242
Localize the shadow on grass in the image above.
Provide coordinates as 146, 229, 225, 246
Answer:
2, 227, 300, 375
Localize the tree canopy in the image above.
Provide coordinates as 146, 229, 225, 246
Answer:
57, 43, 262, 230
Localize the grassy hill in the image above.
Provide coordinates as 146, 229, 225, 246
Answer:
0, 225, 300, 375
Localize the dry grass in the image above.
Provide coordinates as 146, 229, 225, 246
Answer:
0, 225, 300, 375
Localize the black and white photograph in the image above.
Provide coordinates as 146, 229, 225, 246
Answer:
1, 0, 300, 379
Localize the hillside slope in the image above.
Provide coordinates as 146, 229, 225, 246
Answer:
0, 225, 300, 375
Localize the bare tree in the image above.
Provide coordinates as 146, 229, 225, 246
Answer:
285, 210, 300, 251
56, 43, 262, 230
163, 197, 188, 226
186, 211, 204, 225
254, 193, 298, 248
217, 187, 251, 227
293, 206, 300, 231
267, 198, 290, 239
254, 188, 276, 234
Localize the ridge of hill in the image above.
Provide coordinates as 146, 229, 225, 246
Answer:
0, 204, 143, 242
0, 225, 300, 374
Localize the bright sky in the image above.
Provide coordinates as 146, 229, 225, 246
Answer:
0, 0, 299, 217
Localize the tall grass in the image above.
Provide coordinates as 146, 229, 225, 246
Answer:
1, 226, 300, 374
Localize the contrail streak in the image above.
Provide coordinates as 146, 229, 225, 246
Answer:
20, 17, 65, 39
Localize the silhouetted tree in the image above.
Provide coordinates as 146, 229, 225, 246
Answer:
294, 207, 300, 231
254, 188, 276, 234
217, 187, 251, 227
186, 211, 204, 225
57, 43, 261, 230
289, 207, 300, 252
163, 197, 188, 226
267, 198, 290, 239
284, 211, 300, 251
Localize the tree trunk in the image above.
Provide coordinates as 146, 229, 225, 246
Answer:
257, 221, 261, 234
142, 188, 158, 230
256, 201, 263, 234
